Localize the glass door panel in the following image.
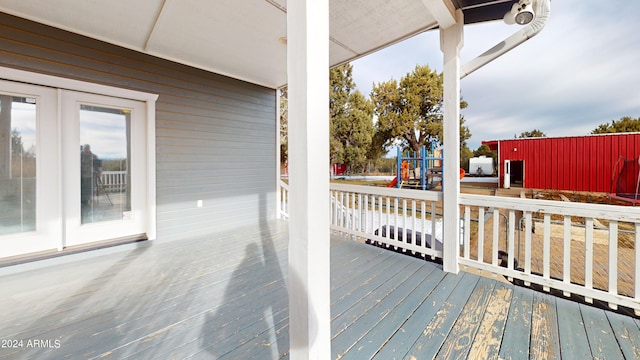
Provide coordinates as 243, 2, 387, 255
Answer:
0, 81, 59, 258
0, 95, 37, 235
79, 105, 131, 225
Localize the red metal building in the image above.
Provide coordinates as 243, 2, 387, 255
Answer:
482, 133, 640, 194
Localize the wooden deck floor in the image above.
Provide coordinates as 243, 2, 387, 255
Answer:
1, 220, 639, 359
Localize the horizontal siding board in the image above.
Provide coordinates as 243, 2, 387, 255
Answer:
156, 184, 275, 204
155, 162, 274, 173
157, 98, 275, 123
0, 12, 277, 242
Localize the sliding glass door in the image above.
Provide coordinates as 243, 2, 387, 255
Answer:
0, 81, 148, 258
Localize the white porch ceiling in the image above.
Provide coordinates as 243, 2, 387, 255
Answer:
0, 0, 515, 89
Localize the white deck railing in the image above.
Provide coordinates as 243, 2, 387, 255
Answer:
278, 180, 289, 219
100, 171, 127, 193
325, 183, 640, 313
459, 193, 640, 313
330, 183, 444, 260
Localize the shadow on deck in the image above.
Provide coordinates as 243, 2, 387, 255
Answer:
1, 220, 639, 359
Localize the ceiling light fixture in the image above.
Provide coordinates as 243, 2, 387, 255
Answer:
504, 0, 535, 25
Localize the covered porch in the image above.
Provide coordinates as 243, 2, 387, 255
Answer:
4, 0, 638, 358
1, 220, 639, 359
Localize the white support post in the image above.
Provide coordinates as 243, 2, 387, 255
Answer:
440, 10, 463, 274
286, 0, 331, 358
276, 88, 283, 219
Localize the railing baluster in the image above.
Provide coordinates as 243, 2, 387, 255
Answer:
421, 201, 427, 255
402, 198, 407, 252
464, 205, 470, 259
563, 215, 571, 297
524, 212, 532, 287
393, 197, 398, 250
478, 207, 484, 264
608, 220, 618, 309
411, 199, 416, 254
333, 190, 338, 227
351, 192, 356, 232
378, 195, 383, 241
492, 208, 499, 266
363, 194, 369, 233
543, 213, 551, 292
585, 218, 594, 303
431, 202, 436, 257
508, 210, 515, 274
340, 192, 345, 229
357, 193, 362, 233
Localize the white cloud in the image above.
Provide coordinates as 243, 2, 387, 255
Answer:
80, 110, 128, 159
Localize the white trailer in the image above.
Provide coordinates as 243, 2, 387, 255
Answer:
469, 156, 494, 176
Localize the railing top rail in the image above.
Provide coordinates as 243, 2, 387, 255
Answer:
330, 183, 443, 202
460, 193, 640, 222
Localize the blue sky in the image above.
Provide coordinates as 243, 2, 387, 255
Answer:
351, 1, 640, 150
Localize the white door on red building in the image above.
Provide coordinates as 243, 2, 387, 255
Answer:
504, 160, 511, 189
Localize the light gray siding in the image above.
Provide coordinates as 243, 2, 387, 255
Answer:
0, 12, 277, 242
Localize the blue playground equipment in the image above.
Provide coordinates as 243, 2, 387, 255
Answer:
392, 145, 443, 190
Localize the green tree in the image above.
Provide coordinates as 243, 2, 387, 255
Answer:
279, 87, 288, 166
11, 128, 24, 156
591, 116, 640, 134
370, 64, 470, 153
516, 129, 546, 138
330, 64, 374, 173
473, 144, 494, 157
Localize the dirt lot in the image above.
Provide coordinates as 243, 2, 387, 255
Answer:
460, 184, 638, 298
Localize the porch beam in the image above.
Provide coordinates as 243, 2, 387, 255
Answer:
286, 0, 331, 358
440, 9, 463, 274
422, 0, 457, 29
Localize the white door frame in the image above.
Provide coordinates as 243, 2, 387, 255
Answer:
0, 66, 157, 259
61, 91, 147, 247
504, 160, 511, 189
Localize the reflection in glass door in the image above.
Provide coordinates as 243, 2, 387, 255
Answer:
79, 105, 131, 224
63, 91, 146, 248
0, 95, 37, 235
